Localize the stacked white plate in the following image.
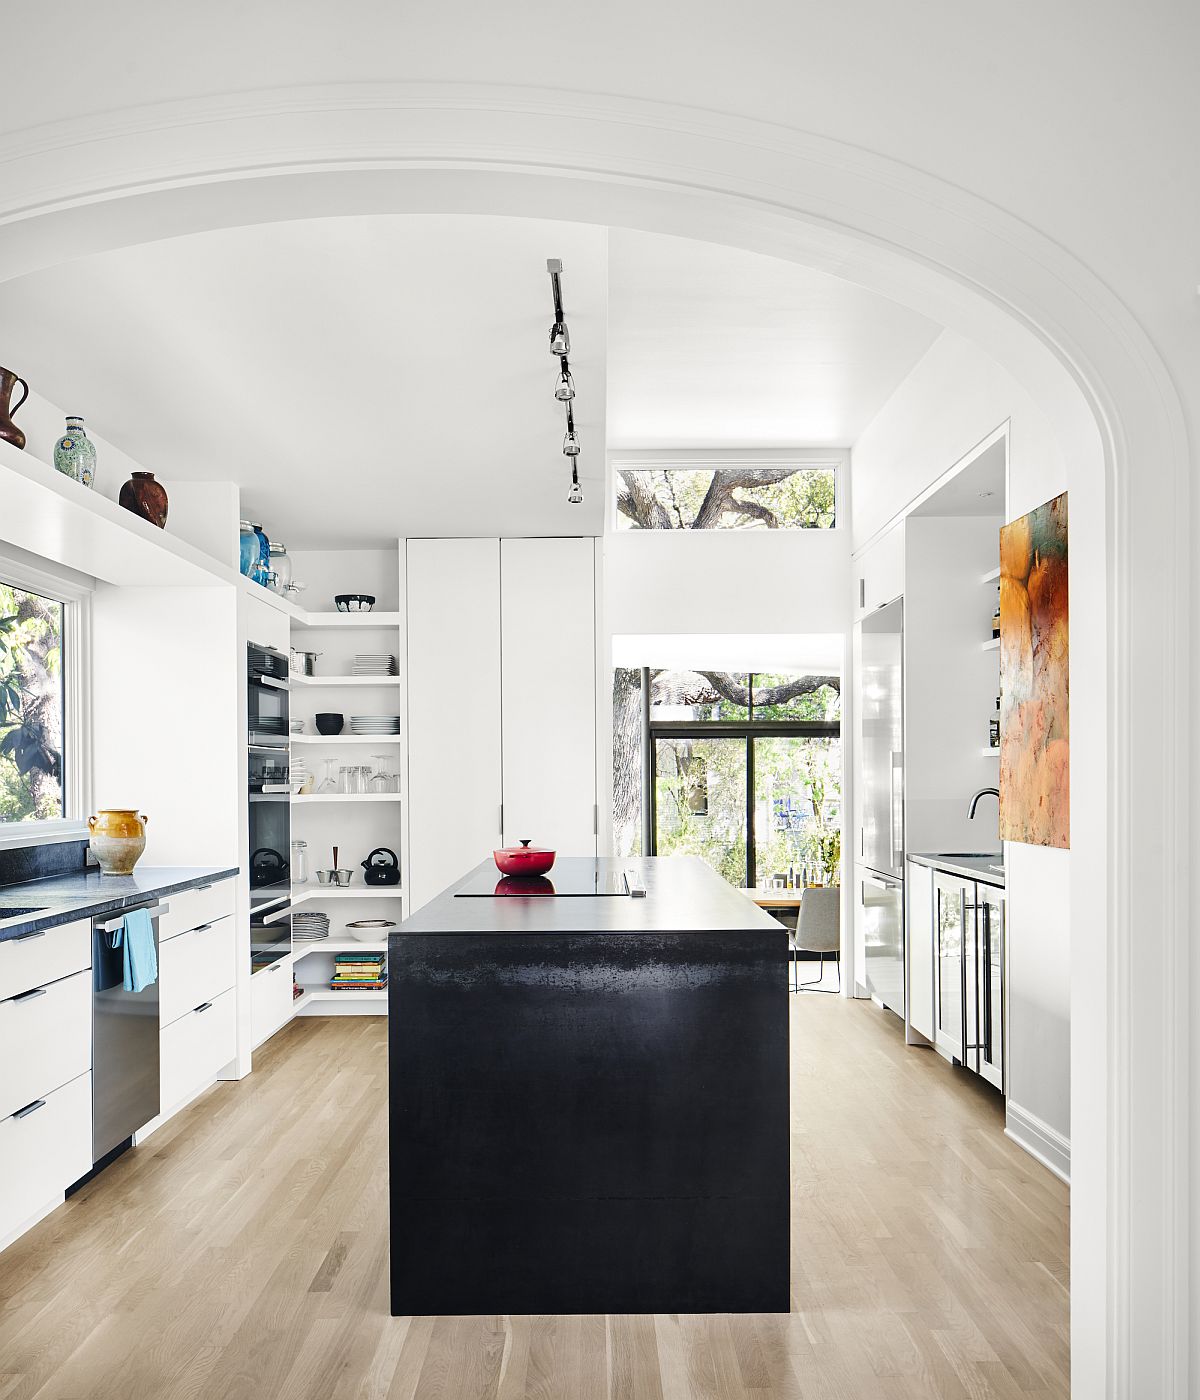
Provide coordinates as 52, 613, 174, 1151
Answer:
352, 653, 398, 676
350, 715, 401, 735
292, 910, 330, 941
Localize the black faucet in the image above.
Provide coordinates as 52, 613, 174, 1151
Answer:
968, 787, 1000, 820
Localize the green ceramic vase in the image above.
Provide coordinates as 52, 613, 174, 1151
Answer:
53, 416, 96, 489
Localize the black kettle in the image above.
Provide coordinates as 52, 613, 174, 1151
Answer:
361, 847, 401, 886
250, 847, 287, 887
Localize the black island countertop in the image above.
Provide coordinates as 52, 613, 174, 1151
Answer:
0, 865, 239, 942
389, 854, 791, 1316
393, 854, 781, 937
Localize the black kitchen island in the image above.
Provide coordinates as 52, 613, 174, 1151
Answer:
388, 855, 790, 1316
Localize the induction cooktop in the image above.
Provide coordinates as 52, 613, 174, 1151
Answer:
455, 861, 636, 898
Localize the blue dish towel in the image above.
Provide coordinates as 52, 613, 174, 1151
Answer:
121, 908, 158, 994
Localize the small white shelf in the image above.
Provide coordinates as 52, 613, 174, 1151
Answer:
289, 885, 404, 905
982, 637, 1000, 651
292, 793, 401, 804
295, 988, 388, 1003
291, 733, 401, 744
294, 611, 402, 629
292, 674, 401, 687
981, 747, 1001, 757
293, 938, 388, 961
980, 567, 1001, 585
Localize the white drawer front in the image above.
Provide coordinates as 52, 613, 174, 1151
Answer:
160, 880, 236, 944
0, 970, 91, 1120
251, 957, 293, 1048
0, 1071, 91, 1245
0, 918, 91, 1001
159, 916, 235, 1027
160, 988, 236, 1112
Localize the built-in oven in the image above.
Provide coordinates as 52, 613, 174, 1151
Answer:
247, 643, 291, 970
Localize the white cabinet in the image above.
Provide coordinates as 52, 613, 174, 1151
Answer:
906, 859, 934, 1043
0, 917, 90, 999
406, 538, 503, 912
161, 989, 236, 1110
159, 881, 235, 944
0, 1072, 92, 1249
251, 956, 294, 1048
853, 521, 904, 620
0, 969, 91, 1120
159, 915, 235, 1027
500, 538, 597, 857
405, 537, 599, 913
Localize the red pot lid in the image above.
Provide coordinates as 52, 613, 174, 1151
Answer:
496, 839, 553, 856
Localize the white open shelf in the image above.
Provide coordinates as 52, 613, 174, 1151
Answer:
981, 747, 1001, 757
292, 793, 401, 803
982, 637, 1000, 651
980, 567, 1001, 584
289, 885, 404, 905
293, 938, 388, 961
291, 733, 402, 744
295, 988, 387, 1009
294, 612, 402, 629
292, 674, 401, 687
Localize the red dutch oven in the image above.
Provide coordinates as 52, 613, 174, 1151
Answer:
493, 838, 556, 876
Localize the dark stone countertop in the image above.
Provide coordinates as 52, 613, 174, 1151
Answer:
393, 855, 781, 938
0, 865, 239, 942
907, 851, 1006, 886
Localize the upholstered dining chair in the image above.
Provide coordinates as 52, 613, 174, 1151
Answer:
790, 886, 841, 993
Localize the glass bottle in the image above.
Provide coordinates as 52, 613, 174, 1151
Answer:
251, 523, 271, 586
291, 840, 309, 884
239, 521, 259, 577
269, 542, 293, 594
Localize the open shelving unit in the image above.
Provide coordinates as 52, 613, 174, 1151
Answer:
287, 600, 403, 1018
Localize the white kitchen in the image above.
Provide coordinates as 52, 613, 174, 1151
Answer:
0, 20, 1186, 1383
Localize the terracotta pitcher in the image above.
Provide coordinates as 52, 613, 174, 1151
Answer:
0, 367, 29, 450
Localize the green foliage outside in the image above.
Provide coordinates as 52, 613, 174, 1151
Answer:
617, 467, 837, 531
0, 584, 64, 823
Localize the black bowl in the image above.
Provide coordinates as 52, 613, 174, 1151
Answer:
315, 712, 344, 735
334, 593, 375, 613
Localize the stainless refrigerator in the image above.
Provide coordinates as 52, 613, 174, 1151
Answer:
858, 597, 905, 1017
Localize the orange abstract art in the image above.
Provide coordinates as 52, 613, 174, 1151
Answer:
999, 492, 1069, 848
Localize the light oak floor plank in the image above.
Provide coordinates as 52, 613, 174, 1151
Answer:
0, 996, 1068, 1399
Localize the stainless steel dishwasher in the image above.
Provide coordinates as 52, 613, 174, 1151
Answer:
92, 901, 168, 1162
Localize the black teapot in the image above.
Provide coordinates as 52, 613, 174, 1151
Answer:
361, 847, 401, 886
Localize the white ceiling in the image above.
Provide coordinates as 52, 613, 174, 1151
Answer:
910, 437, 1007, 517
0, 215, 943, 547
606, 229, 940, 448
0, 216, 610, 545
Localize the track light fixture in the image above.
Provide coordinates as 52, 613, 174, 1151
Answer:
547, 258, 583, 503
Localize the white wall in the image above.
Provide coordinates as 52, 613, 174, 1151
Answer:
853, 330, 1072, 1169
288, 548, 400, 613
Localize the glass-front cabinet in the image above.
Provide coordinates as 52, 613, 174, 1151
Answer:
933, 871, 1005, 1093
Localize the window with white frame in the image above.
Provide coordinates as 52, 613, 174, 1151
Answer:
0, 556, 89, 835
612, 455, 840, 532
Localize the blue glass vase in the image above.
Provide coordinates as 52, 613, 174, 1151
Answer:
251, 524, 271, 585
238, 521, 259, 577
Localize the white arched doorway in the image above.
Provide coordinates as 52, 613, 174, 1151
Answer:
0, 85, 1186, 1397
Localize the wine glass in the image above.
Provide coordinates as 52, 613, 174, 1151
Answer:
317, 757, 338, 794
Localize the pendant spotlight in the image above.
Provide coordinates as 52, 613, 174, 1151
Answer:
547, 258, 583, 504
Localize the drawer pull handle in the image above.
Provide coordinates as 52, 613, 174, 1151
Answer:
194, 1001, 213, 1014
13, 1099, 46, 1119
268, 963, 281, 974
11, 986, 48, 1003
12, 928, 47, 942
193, 923, 212, 933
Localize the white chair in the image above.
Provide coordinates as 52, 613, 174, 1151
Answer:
790, 886, 841, 993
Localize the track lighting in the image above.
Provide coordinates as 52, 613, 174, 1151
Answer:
547, 258, 583, 503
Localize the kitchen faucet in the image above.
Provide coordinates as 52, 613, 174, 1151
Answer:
968, 787, 1000, 820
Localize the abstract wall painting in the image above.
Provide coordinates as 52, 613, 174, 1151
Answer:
999, 492, 1069, 848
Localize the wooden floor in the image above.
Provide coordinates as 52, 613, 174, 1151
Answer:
0, 996, 1069, 1399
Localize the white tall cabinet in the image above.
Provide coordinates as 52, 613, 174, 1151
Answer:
405, 536, 598, 913
500, 538, 597, 855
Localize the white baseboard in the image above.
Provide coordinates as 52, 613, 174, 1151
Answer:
1005, 1100, 1071, 1184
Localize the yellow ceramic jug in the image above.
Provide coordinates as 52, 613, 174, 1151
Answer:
88, 809, 148, 875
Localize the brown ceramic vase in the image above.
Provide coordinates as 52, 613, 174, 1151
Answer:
119, 471, 169, 528
88, 809, 149, 875
0, 367, 29, 450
